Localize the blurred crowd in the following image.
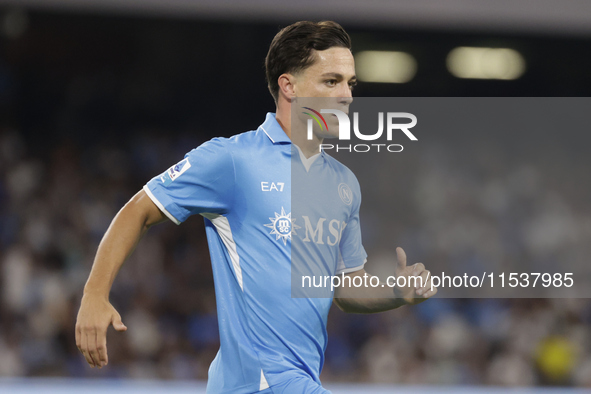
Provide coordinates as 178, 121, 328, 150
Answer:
2, 123, 591, 387
0, 127, 219, 380
327, 135, 591, 387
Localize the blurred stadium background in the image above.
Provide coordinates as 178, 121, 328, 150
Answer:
1, 1, 591, 392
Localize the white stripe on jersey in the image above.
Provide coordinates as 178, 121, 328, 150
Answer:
202, 213, 244, 291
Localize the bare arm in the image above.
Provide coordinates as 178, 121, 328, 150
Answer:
333, 247, 437, 314
75, 189, 168, 368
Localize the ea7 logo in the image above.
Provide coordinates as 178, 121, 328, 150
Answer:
306, 109, 417, 141
261, 182, 285, 192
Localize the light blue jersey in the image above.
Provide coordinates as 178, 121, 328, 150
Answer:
144, 113, 367, 393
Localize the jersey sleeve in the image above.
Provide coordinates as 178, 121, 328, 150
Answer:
144, 138, 235, 224
336, 177, 368, 274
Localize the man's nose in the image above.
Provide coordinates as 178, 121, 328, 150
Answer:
336, 81, 353, 102
337, 90, 353, 105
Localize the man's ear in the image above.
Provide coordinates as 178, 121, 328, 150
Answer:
277, 73, 296, 102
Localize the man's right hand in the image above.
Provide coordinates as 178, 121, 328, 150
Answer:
75, 293, 127, 368
74, 189, 167, 368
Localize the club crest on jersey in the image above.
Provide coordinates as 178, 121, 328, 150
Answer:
161, 158, 191, 186
338, 183, 353, 206
265, 207, 301, 245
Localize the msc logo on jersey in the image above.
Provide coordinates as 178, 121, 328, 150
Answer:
265, 207, 301, 245
301, 216, 347, 246
338, 183, 353, 206
161, 158, 191, 186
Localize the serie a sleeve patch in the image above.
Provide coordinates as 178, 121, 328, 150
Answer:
160, 158, 191, 186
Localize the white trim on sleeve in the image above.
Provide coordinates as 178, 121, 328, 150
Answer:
336, 258, 367, 275
143, 185, 181, 225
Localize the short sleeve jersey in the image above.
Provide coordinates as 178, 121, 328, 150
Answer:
144, 113, 367, 393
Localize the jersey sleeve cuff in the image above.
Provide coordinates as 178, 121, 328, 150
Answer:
336, 258, 367, 275
143, 184, 182, 225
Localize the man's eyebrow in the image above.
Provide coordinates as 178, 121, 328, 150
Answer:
320, 72, 343, 79
320, 72, 357, 81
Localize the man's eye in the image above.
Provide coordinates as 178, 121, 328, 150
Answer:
325, 80, 337, 86
349, 82, 357, 90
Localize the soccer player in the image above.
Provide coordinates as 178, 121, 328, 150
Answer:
76, 21, 437, 393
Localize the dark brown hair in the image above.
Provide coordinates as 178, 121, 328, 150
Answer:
265, 21, 352, 103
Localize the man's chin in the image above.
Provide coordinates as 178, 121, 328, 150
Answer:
317, 132, 340, 140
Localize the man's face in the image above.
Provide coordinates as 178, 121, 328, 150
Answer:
292, 47, 356, 139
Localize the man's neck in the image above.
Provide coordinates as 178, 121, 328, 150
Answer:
276, 104, 323, 159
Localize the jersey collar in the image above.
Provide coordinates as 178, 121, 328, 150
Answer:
260, 113, 291, 144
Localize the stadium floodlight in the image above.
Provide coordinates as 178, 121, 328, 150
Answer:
446, 46, 526, 80
355, 50, 417, 83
